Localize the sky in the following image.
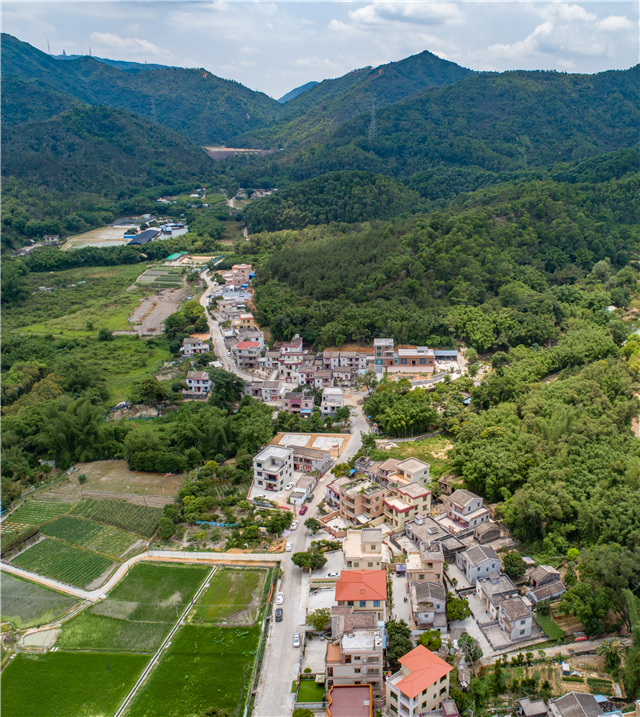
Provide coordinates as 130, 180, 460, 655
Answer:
3, 1, 638, 99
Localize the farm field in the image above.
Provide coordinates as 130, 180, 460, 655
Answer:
126, 624, 261, 717
11, 538, 115, 588
40, 516, 139, 558
534, 613, 566, 640
71, 460, 184, 496
56, 612, 169, 652
1, 651, 149, 717
1, 574, 79, 629
3, 501, 71, 528
136, 267, 183, 289
72, 498, 163, 537
194, 567, 267, 624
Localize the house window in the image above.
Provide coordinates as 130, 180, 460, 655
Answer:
520, 629, 526, 635
368, 562, 373, 567
354, 668, 361, 674
420, 358, 427, 365
374, 600, 380, 607
440, 676, 446, 683
440, 687, 447, 695
347, 601, 354, 607
390, 706, 398, 715
354, 562, 359, 568
422, 702, 427, 709
360, 601, 367, 607
391, 692, 398, 701
419, 574, 425, 580
520, 619, 526, 624
400, 358, 407, 365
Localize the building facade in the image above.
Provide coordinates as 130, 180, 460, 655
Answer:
253, 446, 294, 493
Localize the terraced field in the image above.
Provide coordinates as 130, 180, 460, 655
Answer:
40, 516, 140, 558
11, 539, 114, 588
4, 501, 71, 527
71, 498, 162, 537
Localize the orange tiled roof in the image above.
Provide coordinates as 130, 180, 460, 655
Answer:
396, 645, 453, 699
335, 570, 387, 602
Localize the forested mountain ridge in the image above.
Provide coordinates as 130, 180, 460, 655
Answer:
235, 66, 639, 184
235, 50, 477, 147
1, 33, 281, 144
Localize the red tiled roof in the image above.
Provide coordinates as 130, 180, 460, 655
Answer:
396, 645, 453, 699
335, 570, 387, 602
236, 341, 261, 349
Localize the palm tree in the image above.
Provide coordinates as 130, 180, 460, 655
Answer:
598, 638, 623, 671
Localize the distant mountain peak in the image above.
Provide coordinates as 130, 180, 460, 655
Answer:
278, 81, 319, 104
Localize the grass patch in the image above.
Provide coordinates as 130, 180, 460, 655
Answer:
0, 574, 78, 629
194, 568, 266, 624
40, 516, 139, 558
534, 613, 566, 640
127, 625, 260, 717
0, 651, 149, 717
56, 612, 169, 652
11, 538, 114, 588
5, 501, 72, 527
71, 498, 163, 537
370, 435, 452, 478
297, 679, 326, 702
587, 678, 613, 692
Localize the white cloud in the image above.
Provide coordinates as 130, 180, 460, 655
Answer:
241, 46, 260, 55
240, 60, 257, 67
89, 32, 170, 57
534, 4, 597, 23
598, 15, 634, 32
347, 2, 463, 28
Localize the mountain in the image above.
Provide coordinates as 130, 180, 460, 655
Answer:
1, 33, 281, 144
246, 66, 639, 182
277, 81, 318, 104
2, 77, 80, 126
1, 103, 214, 195
235, 51, 477, 147
53, 53, 172, 73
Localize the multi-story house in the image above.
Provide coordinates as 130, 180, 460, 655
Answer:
443, 489, 490, 532
326, 476, 351, 508
383, 482, 432, 532
406, 542, 444, 586
232, 312, 256, 331
314, 368, 333, 388
339, 479, 386, 524
335, 570, 387, 621
259, 351, 281, 371
235, 328, 264, 348
386, 645, 453, 717
321, 387, 345, 417
326, 629, 384, 698
297, 363, 316, 386
181, 337, 211, 356
377, 458, 400, 485
392, 458, 431, 486
280, 334, 303, 355
373, 338, 395, 368
261, 380, 283, 402
292, 446, 332, 475
498, 596, 533, 641
244, 381, 263, 399
339, 350, 370, 371
323, 351, 341, 369
278, 353, 303, 381
476, 572, 518, 619
409, 580, 447, 632
231, 263, 252, 283
252, 446, 294, 493
456, 545, 500, 585
234, 341, 261, 370
281, 392, 314, 417
184, 371, 212, 397
396, 346, 435, 371
343, 528, 389, 570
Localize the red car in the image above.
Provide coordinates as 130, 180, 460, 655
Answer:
299, 506, 308, 515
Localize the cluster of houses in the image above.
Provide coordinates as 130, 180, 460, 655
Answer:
252, 444, 333, 501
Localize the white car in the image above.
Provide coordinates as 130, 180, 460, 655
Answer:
293, 633, 301, 648
285, 482, 295, 491
290, 520, 299, 531
325, 572, 339, 578
285, 542, 292, 552
276, 592, 284, 605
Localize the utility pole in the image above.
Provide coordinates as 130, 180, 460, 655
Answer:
368, 98, 377, 142
47, 40, 51, 55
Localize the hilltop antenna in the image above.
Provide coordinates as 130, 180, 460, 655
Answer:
89, 46, 92, 57
368, 98, 377, 142
47, 39, 51, 55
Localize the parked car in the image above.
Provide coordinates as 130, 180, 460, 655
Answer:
286, 542, 292, 552
305, 493, 314, 503
275, 608, 283, 622
285, 482, 295, 491
325, 572, 339, 578
293, 633, 301, 648
299, 506, 308, 515
276, 592, 284, 605
290, 520, 299, 531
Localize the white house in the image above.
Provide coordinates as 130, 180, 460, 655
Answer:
456, 545, 500, 585
253, 446, 294, 493
321, 387, 344, 417
184, 371, 212, 397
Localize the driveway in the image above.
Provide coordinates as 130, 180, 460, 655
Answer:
390, 572, 412, 625
449, 615, 495, 659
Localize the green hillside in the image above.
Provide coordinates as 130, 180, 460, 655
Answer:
237, 67, 639, 184
236, 50, 476, 147
1, 77, 79, 126
1, 33, 281, 144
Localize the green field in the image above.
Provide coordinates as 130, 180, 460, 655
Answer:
56, 612, 169, 652
369, 435, 453, 478
11, 538, 114, 588
194, 567, 267, 624
297, 680, 327, 702
71, 498, 163, 537
57, 562, 210, 651
0, 574, 78, 628
6, 501, 72, 526
40, 516, 140, 558
1, 651, 148, 717
127, 625, 261, 717
534, 613, 566, 640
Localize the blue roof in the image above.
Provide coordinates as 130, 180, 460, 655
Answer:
434, 350, 459, 357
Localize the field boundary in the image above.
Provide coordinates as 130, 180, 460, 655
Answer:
113, 565, 218, 717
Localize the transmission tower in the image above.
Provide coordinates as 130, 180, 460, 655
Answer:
368, 98, 377, 142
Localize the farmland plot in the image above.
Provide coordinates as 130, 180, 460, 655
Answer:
71, 498, 162, 536
5, 501, 71, 527
40, 516, 139, 558
194, 567, 267, 624
56, 612, 168, 652
11, 538, 115, 588
1, 574, 78, 628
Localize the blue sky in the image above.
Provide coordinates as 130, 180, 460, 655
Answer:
3, 1, 638, 98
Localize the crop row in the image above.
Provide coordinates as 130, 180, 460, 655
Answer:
71, 499, 162, 537
8, 501, 71, 526
40, 516, 139, 558
12, 538, 114, 588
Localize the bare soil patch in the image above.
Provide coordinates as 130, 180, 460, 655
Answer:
129, 283, 190, 335
72, 460, 183, 497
